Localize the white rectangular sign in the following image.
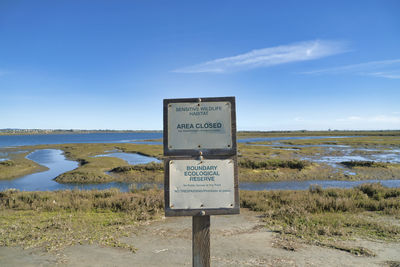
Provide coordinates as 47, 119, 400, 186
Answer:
167, 101, 232, 150
169, 159, 235, 210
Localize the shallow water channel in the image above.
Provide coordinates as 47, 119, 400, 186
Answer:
0, 149, 161, 191
0, 149, 79, 191
1, 149, 400, 192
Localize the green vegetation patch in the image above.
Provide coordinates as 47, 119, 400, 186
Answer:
341, 161, 388, 168
0, 188, 163, 252
0, 160, 14, 166
239, 158, 310, 170
111, 162, 163, 172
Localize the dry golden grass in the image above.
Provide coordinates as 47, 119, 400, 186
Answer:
241, 183, 400, 255
0, 188, 163, 252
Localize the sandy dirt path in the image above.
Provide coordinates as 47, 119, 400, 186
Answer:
1, 209, 399, 266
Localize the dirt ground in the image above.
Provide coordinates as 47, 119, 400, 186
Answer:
0, 209, 399, 267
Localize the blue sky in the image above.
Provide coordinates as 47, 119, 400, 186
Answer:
1, 0, 399, 130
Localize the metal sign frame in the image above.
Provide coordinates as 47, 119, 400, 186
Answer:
164, 155, 240, 217
163, 97, 237, 157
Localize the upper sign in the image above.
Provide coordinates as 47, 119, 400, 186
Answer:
163, 97, 236, 156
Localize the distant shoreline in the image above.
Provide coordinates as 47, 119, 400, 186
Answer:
1, 129, 400, 136
0, 129, 163, 136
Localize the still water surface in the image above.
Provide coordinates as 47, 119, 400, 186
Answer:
0, 132, 163, 147
1, 133, 360, 148
1, 149, 399, 192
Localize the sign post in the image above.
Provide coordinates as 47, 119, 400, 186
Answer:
193, 215, 210, 267
163, 97, 239, 267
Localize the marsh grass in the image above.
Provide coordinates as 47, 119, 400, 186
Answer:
55, 156, 126, 183
237, 134, 400, 182
241, 183, 400, 255
110, 162, 164, 182
277, 136, 400, 148
0, 188, 163, 252
239, 163, 346, 182
1, 185, 399, 256
1, 133, 399, 183
0, 151, 48, 180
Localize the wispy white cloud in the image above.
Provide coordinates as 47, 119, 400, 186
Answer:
337, 115, 400, 124
173, 40, 349, 73
368, 71, 400, 79
302, 59, 400, 79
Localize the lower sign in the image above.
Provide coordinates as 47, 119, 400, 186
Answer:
169, 159, 234, 210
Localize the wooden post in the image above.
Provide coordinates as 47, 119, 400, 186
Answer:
192, 215, 210, 267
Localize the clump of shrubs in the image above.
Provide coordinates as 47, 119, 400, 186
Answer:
111, 162, 163, 173
239, 158, 310, 170
340, 161, 387, 168
0, 160, 14, 166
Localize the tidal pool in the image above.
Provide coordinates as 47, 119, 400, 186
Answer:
299, 146, 400, 176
